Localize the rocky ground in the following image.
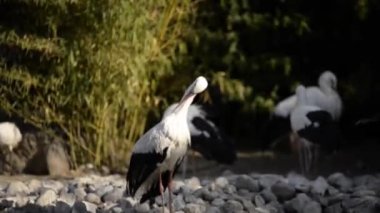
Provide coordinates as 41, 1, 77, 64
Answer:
1, 144, 380, 213
0, 170, 380, 213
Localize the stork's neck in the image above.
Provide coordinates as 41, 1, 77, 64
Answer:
320, 83, 335, 95
173, 93, 196, 119
296, 90, 308, 106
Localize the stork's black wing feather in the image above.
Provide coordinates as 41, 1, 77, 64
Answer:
140, 156, 185, 203
190, 117, 237, 164
298, 110, 340, 151
126, 147, 168, 197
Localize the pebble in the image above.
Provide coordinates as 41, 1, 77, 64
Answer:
311, 176, 329, 196
327, 173, 353, 192
271, 181, 296, 201
36, 189, 57, 206
235, 175, 260, 192
6, 181, 29, 196
85, 193, 101, 204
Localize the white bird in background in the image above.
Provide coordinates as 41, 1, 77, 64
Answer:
164, 103, 237, 177
265, 71, 343, 151
0, 122, 22, 152
274, 70, 343, 121
0, 121, 22, 175
290, 85, 340, 175
126, 76, 208, 212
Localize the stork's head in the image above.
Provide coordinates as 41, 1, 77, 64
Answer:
184, 76, 208, 97
295, 85, 307, 105
319, 70, 337, 90
164, 76, 208, 118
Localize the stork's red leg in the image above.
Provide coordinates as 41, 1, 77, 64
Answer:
159, 171, 164, 212
168, 171, 173, 213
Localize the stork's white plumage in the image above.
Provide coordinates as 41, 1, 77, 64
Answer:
164, 104, 236, 164
290, 85, 339, 174
274, 71, 342, 121
0, 122, 22, 151
126, 76, 208, 212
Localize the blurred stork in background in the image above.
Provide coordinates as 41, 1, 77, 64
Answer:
262, 70, 343, 151
290, 85, 340, 175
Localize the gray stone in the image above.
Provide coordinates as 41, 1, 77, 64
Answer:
235, 175, 260, 192
155, 192, 169, 206
102, 188, 124, 203
184, 177, 201, 191
184, 194, 197, 204
96, 184, 114, 197
203, 190, 219, 201
206, 206, 222, 213
6, 181, 29, 196
260, 188, 277, 203
72, 201, 97, 213
352, 189, 376, 197
342, 196, 380, 212
184, 203, 207, 213
327, 186, 340, 196
211, 198, 225, 207
302, 201, 322, 213
27, 179, 42, 195
326, 193, 349, 205
325, 203, 343, 213
353, 175, 377, 187
237, 189, 251, 197
134, 203, 150, 213
267, 201, 285, 213
215, 177, 229, 189
327, 173, 353, 192
58, 191, 76, 206
241, 199, 255, 212
54, 201, 72, 212
271, 181, 296, 201
287, 172, 310, 193
254, 194, 266, 207
42, 180, 64, 193
284, 193, 311, 212
14, 194, 29, 207
173, 181, 185, 194
173, 194, 186, 211
258, 174, 284, 189
117, 197, 137, 209
151, 207, 169, 213
223, 185, 237, 194
111, 206, 123, 213
85, 193, 101, 204
311, 176, 329, 196
223, 200, 244, 212
194, 198, 205, 205
36, 189, 57, 206
341, 197, 365, 209
74, 187, 87, 201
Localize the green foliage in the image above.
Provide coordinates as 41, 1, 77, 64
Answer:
0, 0, 192, 170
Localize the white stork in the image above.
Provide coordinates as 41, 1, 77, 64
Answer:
290, 85, 340, 175
126, 76, 208, 212
0, 121, 22, 174
274, 70, 342, 121
266, 71, 342, 151
164, 103, 236, 177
